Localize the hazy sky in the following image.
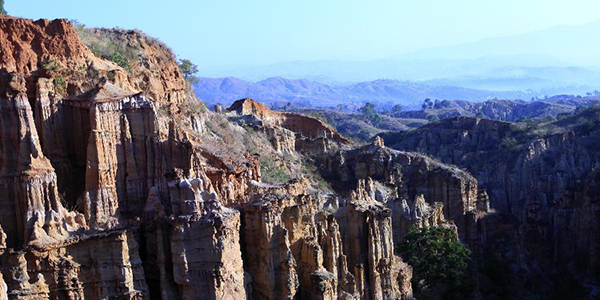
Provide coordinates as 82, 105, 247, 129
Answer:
7, 0, 600, 69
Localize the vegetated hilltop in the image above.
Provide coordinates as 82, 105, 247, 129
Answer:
280, 95, 597, 143
0, 16, 494, 300
380, 106, 600, 299
394, 95, 600, 122
195, 76, 534, 109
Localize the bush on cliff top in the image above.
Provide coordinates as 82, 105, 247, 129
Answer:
73, 22, 173, 71
178, 59, 199, 84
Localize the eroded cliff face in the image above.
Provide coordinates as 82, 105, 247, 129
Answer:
0, 16, 486, 300
0, 16, 258, 299
382, 116, 600, 294
243, 178, 413, 300
226, 99, 490, 298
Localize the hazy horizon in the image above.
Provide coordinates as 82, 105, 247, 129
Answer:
7, 0, 600, 71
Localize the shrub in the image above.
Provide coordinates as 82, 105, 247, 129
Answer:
260, 157, 291, 184
178, 59, 198, 84
500, 137, 519, 149
577, 117, 596, 134
42, 59, 62, 72
427, 115, 440, 123
74, 26, 136, 71
392, 104, 403, 113
103, 49, 130, 69
360, 102, 384, 127
397, 226, 474, 300
574, 105, 587, 115
0, 0, 6, 15
107, 70, 116, 81
53, 75, 67, 94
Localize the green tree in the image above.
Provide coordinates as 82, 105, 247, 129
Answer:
392, 104, 403, 114
398, 226, 474, 300
427, 115, 440, 123
178, 59, 198, 84
360, 102, 376, 115
360, 102, 383, 127
422, 98, 433, 110
440, 100, 452, 108
0, 0, 6, 15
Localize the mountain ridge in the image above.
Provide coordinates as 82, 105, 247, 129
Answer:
195, 76, 536, 109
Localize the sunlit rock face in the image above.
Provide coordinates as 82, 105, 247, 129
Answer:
0, 15, 504, 300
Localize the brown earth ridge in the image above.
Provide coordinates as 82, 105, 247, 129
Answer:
0, 16, 490, 300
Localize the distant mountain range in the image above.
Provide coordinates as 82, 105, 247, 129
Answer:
195, 77, 538, 109
200, 21, 600, 94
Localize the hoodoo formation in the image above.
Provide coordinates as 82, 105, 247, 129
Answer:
4, 12, 598, 300
0, 16, 493, 300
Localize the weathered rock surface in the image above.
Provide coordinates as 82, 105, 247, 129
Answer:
382, 115, 600, 294
326, 140, 487, 245
0, 16, 493, 300
243, 179, 413, 300
0, 230, 148, 300
227, 98, 351, 145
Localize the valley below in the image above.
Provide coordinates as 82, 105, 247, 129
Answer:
0, 15, 598, 300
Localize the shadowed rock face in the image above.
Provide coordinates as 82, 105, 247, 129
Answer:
382, 115, 600, 293
0, 16, 490, 300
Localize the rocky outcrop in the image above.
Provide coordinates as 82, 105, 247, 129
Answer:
0, 16, 257, 299
396, 99, 589, 122
383, 115, 600, 294
243, 179, 413, 300
0, 72, 87, 249
326, 140, 486, 243
227, 98, 351, 145
0, 230, 148, 300
0, 16, 498, 300
165, 175, 247, 300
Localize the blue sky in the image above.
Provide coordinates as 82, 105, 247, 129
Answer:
7, 0, 600, 69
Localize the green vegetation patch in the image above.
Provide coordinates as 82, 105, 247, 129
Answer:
398, 226, 474, 300
74, 24, 138, 71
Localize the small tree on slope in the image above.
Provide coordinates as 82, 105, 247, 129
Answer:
0, 0, 7, 15
397, 226, 474, 300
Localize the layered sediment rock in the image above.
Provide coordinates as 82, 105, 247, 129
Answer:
0, 72, 87, 249
227, 98, 351, 145
0, 16, 256, 299
0, 16, 494, 300
0, 230, 148, 300
165, 175, 247, 300
382, 115, 600, 291
243, 179, 413, 300
327, 140, 486, 243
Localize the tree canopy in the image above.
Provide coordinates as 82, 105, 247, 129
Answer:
0, 0, 7, 15
391, 104, 403, 113
360, 102, 383, 127
397, 226, 474, 300
178, 59, 198, 84
427, 115, 440, 123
